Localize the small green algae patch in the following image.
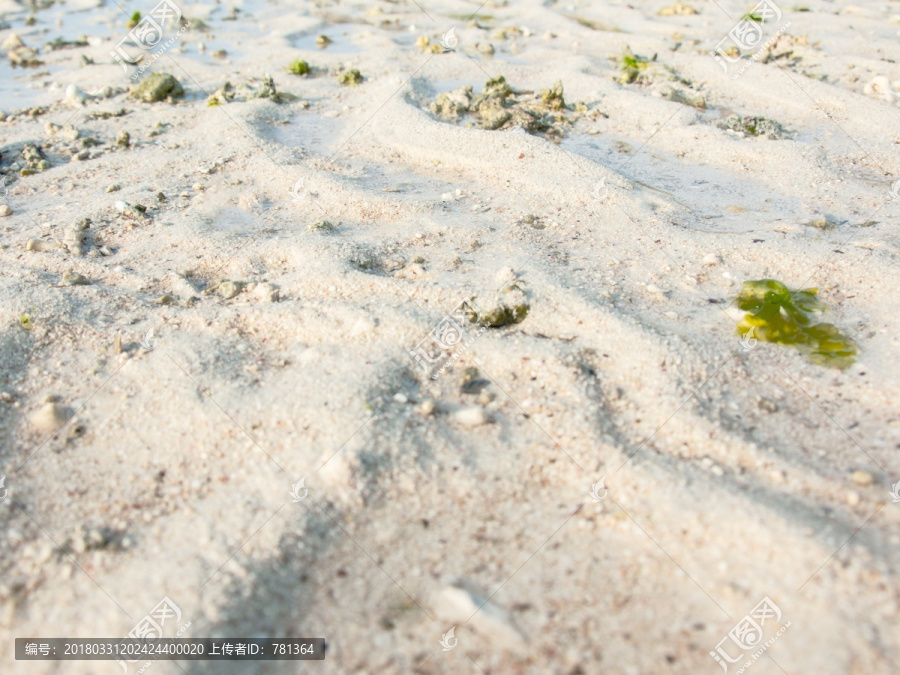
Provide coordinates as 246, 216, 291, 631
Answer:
469, 285, 530, 328
127, 11, 141, 29
338, 68, 363, 86
474, 303, 529, 328
618, 48, 652, 84
287, 59, 310, 75
19, 308, 35, 331
735, 279, 857, 368
541, 80, 566, 111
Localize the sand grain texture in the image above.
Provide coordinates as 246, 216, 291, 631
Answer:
1, 0, 900, 673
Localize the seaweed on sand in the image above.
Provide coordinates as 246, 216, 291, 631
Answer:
734, 279, 857, 368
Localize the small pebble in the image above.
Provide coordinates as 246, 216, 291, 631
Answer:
458, 367, 488, 394
846, 490, 861, 506
0, 204, 11, 217
107, 183, 121, 193
30, 402, 69, 434
419, 399, 436, 416
59, 125, 79, 142
60, 271, 90, 286
454, 406, 489, 427
851, 470, 873, 486
26, 239, 58, 252
475, 391, 494, 406
64, 84, 87, 108
251, 282, 279, 302
394, 263, 425, 280
216, 280, 245, 299
495, 266, 518, 287
63, 226, 85, 256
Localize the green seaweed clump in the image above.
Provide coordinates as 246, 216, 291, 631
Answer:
734, 279, 857, 368
337, 68, 363, 86
19, 308, 34, 330
288, 59, 310, 76
475, 303, 529, 327
127, 12, 141, 29
618, 48, 652, 84
541, 80, 566, 111
469, 287, 530, 328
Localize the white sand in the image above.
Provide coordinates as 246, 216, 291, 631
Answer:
1, 0, 900, 672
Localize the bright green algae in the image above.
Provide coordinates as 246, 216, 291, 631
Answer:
735, 279, 857, 368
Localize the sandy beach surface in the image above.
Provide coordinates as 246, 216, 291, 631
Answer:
1, 0, 900, 672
